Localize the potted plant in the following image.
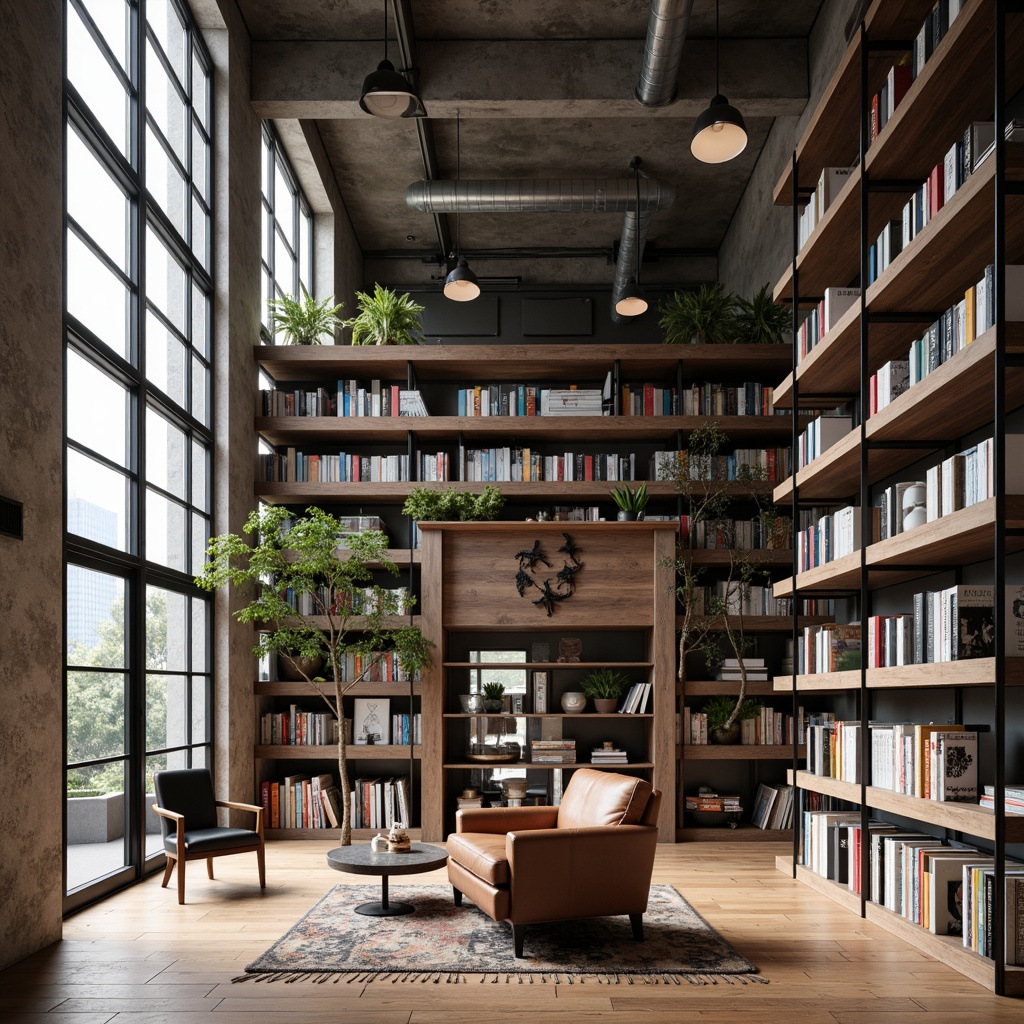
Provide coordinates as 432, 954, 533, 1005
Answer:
266, 287, 344, 345
703, 694, 761, 744
581, 668, 629, 712
610, 482, 648, 521
659, 282, 738, 345
733, 282, 791, 345
482, 681, 506, 712
194, 505, 432, 845
342, 283, 424, 346
402, 484, 505, 522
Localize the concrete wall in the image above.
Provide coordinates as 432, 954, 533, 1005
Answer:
0, 0, 66, 971
719, 0, 858, 298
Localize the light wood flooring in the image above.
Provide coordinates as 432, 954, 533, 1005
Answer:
1, 840, 1020, 1022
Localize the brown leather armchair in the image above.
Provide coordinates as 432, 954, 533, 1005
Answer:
446, 769, 662, 957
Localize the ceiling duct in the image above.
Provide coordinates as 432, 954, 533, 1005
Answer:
634, 0, 694, 107
405, 177, 675, 322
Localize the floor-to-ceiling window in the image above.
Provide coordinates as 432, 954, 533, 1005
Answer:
63, 0, 213, 910
260, 124, 313, 337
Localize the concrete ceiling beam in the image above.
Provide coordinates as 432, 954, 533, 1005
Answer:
251, 38, 808, 119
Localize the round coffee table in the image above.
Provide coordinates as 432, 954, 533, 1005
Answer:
326, 843, 448, 916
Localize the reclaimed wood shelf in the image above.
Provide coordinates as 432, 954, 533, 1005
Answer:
683, 745, 805, 761
255, 745, 421, 760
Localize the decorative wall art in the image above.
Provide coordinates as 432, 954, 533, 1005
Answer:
514, 532, 583, 616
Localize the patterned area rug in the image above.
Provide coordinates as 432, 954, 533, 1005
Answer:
241, 884, 763, 985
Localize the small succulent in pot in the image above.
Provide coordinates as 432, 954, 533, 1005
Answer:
482, 681, 506, 712
610, 482, 648, 520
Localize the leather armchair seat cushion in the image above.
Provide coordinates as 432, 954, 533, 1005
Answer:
447, 831, 510, 885
555, 769, 653, 829
164, 827, 261, 856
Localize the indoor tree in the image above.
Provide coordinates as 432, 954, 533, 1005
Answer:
195, 505, 432, 844
664, 422, 786, 736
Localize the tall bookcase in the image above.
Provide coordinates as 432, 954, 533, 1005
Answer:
772, 0, 1024, 995
250, 341, 796, 841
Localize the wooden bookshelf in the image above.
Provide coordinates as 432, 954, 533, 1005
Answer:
775, 659, 1024, 692
255, 745, 422, 760
684, 745, 805, 761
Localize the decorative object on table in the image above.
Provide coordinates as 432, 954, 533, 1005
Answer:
501, 779, 528, 806
557, 637, 582, 662
560, 690, 587, 714
514, 532, 582, 616
459, 693, 486, 713
901, 481, 928, 531
610, 482, 648, 521
243, 883, 762, 984
481, 681, 505, 712
194, 505, 432, 847
386, 824, 411, 852
370, 833, 388, 852
353, 697, 390, 744
581, 667, 630, 712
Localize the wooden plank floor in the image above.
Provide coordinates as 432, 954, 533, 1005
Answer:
1, 840, 1020, 1022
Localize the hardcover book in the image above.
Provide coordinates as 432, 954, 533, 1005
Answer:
935, 731, 978, 802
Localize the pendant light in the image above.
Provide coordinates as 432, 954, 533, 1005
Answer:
359, 0, 427, 119
615, 157, 649, 318
444, 112, 480, 302
690, 0, 747, 164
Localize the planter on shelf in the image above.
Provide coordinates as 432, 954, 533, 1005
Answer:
710, 723, 741, 745
482, 682, 506, 714
593, 697, 619, 713
278, 653, 324, 681
460, 693, 486, 714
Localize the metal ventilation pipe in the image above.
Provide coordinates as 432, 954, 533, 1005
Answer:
634, 0, 694, 107
405, 177, 675, 321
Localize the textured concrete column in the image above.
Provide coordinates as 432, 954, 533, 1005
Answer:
0, 0, 65, 970
200, 0, 262, 819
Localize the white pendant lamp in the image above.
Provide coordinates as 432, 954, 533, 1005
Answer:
691, 0, 747, 164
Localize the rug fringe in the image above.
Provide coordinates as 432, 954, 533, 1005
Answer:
236, 969, 766, 986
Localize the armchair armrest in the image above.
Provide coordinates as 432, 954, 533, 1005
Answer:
152, 804, 183, 824
216, 799, 264, 836
152, 804, 186, 862
456, 805, 558, 834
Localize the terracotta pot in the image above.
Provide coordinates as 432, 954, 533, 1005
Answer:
593, 697, 619, 713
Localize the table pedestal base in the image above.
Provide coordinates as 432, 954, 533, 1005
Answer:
354, 900, 415, 917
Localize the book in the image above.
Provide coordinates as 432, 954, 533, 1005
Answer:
532, 670, 548, 713
934, 731, 978, 802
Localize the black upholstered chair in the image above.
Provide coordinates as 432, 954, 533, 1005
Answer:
153, 768, 265, 904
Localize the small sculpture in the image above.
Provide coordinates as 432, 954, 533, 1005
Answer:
387, 823, 411, 852
370, 832, 388, 852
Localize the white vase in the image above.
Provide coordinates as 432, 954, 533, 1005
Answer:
560, 691, 586, 714
902, 482, 927, 532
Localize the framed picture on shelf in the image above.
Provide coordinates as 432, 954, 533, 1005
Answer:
532, 671, 548, 713
353, 697, 390, 745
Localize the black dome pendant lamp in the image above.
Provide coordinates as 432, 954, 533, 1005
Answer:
691, 0, 747, 163
359, 0, 427, 118
444, 112, 480, 302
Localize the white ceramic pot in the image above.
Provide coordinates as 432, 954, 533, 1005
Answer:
560, 691, 586, 714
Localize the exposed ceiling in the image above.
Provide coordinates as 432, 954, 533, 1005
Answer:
242, 0, 826, 290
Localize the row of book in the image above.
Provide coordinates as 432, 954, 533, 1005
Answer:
456, 384, 608, 418
686, 581, 794, 618
795, 503, 874, 573
798, 624, 860, 675
618, 682, 652, 714
463, 448, 637, 483
682, 704, 806, 747
260, 708, 339, 746
260, 772, 341, 830
681, 515, 792, 552
651, 448, 792, 484
685, 789, 742, 813
672, 382, 777, 418
797, 412, 851, 470
865, 59, 910, 150
530, 739, 576, 764
751, 783, 794, 830
259, 450, 412, 483
259, 382, 429, 419
351, 775, 412, 831
279, 584, 411, 619
796, 165, 853, 252
802, 810, 1024, 964
795, 286, 860, 364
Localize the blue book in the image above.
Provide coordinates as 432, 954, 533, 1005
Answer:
457, 389, 467, 416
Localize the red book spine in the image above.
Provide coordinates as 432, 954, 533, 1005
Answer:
928, 164, 944, 218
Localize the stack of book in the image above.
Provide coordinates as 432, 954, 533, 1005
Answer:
716, 657, 768, 682
530, 739, 576, 764
590, 746, 628, 765
455, 793, 483, 811
979, 785, 1024, 814
685, 791, 742, 814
